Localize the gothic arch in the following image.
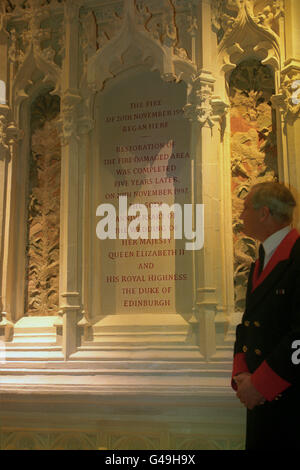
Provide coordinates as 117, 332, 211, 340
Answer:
86, 1, 196, 96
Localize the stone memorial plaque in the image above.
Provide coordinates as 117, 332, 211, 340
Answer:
96, 68, 193, 317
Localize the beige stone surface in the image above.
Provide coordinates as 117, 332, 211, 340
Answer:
0, 0, 299, 450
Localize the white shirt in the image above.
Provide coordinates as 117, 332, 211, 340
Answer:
262, 226, 292, 269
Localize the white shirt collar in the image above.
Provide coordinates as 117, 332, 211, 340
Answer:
262, 225, 291, 259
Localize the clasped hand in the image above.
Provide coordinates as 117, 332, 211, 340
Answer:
233, 373, 266, 410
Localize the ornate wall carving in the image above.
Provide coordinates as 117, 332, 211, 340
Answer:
6, 0, 63, 102
212, 0, 284, 44
84, 0, 197, 98
79, 0, 198, 70
3, 0, 299, 452
229, 59, 278, 310
272, 69, 300, 124
0, 428, 244, 450
25, 93, 61, 316
0, 430, 96, 450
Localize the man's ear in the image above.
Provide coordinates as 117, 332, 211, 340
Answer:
260, 205, 270, 221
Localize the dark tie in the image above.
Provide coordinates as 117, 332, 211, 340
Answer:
258, 244, 265, 275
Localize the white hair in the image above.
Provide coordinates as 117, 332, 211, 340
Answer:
251, 182, 296, 223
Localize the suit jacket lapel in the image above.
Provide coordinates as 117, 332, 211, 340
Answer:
247, 259, 291, 312
247, 229, 300, 312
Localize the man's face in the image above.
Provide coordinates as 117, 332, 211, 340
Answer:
240, 191, 262, 240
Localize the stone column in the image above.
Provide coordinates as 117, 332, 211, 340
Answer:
77, 115, 94, 341
0, 16, 9, 315
272, 0, 300, 226
283, 0, 300, 210
0, 7, 8, 324
183, 0, 227, 359
58, 0, 82, 359
0, 103, 11, 339
0, 15, 15, 338
0, 120, 23, 338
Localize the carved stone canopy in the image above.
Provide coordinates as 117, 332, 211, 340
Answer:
86, 0, 197, 93
213, 0, 283, 77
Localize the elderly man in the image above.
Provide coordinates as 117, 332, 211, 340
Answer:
232, 181, 300, 449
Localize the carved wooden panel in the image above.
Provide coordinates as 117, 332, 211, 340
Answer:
25, 93, 61, 316
229, 60, 278, 311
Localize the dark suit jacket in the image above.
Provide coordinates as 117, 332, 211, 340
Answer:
232, 229, 300, 449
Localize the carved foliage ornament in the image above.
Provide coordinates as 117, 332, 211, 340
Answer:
5, 1, 63, 13
86, 0, 197, 92
274, 71, 300, 122
56, 90, 81, 145
0, 110, 23, 159
83, 1, 221, 126
230, 60, 278, 310
7, 0, 62, 99
211, 0, 284, 43
26, 93, 61, 316
0, 112, 9, 157
183, 73, 215, 127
